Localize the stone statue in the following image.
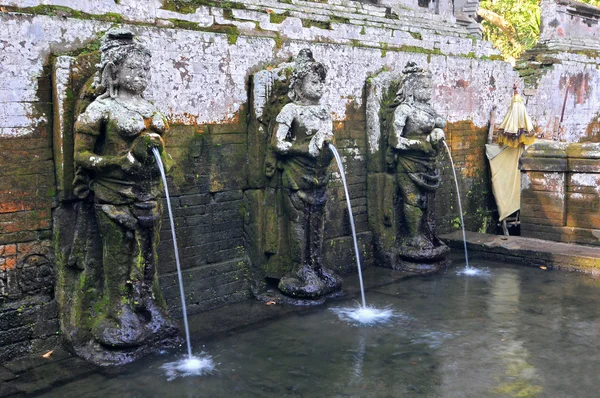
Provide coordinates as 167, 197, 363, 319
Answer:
386, 62, 449, 271
62, 28, 178, 362
268, 49, 342, 302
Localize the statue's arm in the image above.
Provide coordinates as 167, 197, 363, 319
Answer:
427, 114, 446, 147
309, 116, 334, 157
272, 104, 310, 156
390, 105, 434, 153
272, 122, 293, 154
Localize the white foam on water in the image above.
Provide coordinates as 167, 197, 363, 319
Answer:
457, 266, 490, 277
331, 305, 396, 326
160, 354, 216, 381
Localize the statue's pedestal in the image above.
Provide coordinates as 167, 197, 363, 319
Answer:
395, 243, 450, 273
396, 257, 451, 274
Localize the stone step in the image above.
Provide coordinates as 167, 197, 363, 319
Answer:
239, 2, 470, 38
238, 0, 467, 34
440, 230, 600, 274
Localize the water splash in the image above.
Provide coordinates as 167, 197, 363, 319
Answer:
329, 144, 367, 308
160, 354, 216, 381
457, 266, 490, 277
442, 141, 474, 275
331, 305, 395, 326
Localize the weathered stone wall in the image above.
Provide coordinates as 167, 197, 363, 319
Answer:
539, 0, 600, 48
517, 0, 600, 143
0, 0, 549, 362
520, 140, 600, 246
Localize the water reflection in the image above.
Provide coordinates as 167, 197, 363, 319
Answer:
41, 263, 600, 397
488, 271, 543, 397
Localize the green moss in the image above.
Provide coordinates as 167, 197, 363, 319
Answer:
7, 5, 126, 24
168, 19, 240, 44
278, 0, 293, 3
270, 11, 290, 24
274, 32, 284, 49
385, 8, 399, 19
104, 12, 123, 23
301, 19, 331, 30
409, 31, 422, 40
380, 42, 388, 58
360, 26, 366, 35
330, 15, 350, 24
223, 9, 235, 21
162, 0, 247, 14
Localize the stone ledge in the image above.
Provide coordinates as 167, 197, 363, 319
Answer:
440, 230, 600, 274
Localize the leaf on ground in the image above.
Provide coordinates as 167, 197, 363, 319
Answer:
42, 350, 54, 358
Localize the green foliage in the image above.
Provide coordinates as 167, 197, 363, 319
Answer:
480, 0, 540, 60
481, 0, 600, 60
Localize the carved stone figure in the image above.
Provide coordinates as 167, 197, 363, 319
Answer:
389, 62, 449, 269
374, 62, 449, 272
272, 49, 342, 301
55, 28, 178, 365
245, 49, 342, 305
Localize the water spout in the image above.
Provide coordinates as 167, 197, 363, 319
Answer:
153, 147, 193, 359
329, 144, 366, 308
441, 141, 470, 270
153, 148, 215, 378
328, 145, 395, 325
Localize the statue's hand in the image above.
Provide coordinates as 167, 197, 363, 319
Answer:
132, 133, 164, 163
121, 152, 145, 175
427, 128, 445, 144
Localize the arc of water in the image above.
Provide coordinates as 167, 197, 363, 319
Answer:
329, 144, 367, 308
442, 140, 470, 269
153, 148, 193, 360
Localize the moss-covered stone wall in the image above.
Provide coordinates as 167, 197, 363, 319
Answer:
3, 0, 597, 364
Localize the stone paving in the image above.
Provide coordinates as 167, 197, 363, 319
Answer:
441, 230, 600, 274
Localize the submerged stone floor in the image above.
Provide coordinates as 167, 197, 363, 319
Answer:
0, 263, 417, 397
3, 245, 600, 396
441, 231, 600, 274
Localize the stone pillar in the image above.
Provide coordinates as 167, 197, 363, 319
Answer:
565, 143, 600, 244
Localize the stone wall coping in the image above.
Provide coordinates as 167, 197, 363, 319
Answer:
521, 140, 600, 171
557, 0, 600, 18
523, 140, 600, 159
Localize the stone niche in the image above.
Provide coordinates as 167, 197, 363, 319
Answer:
245, 61, 294, 298
51, 35, 178, 365
244, 55, 343, 305
520, 140, 600, 246
365, 67, 449, 272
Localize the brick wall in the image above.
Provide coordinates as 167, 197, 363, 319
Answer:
0, 83, 59, 362
435, 120, 497, 235
520, 141, 600, 245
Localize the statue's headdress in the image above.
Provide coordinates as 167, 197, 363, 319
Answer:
396, 61, 432, 104
94, 28, 151, 98
288, 49, 327, 102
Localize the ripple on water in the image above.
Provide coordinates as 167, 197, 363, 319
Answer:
160, 354, 216, 381
331, 305, 397, 326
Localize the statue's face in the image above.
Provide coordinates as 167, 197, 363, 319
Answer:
117, 52, 151, 94
297, 71, 324, 103
413, 76, 432, 104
